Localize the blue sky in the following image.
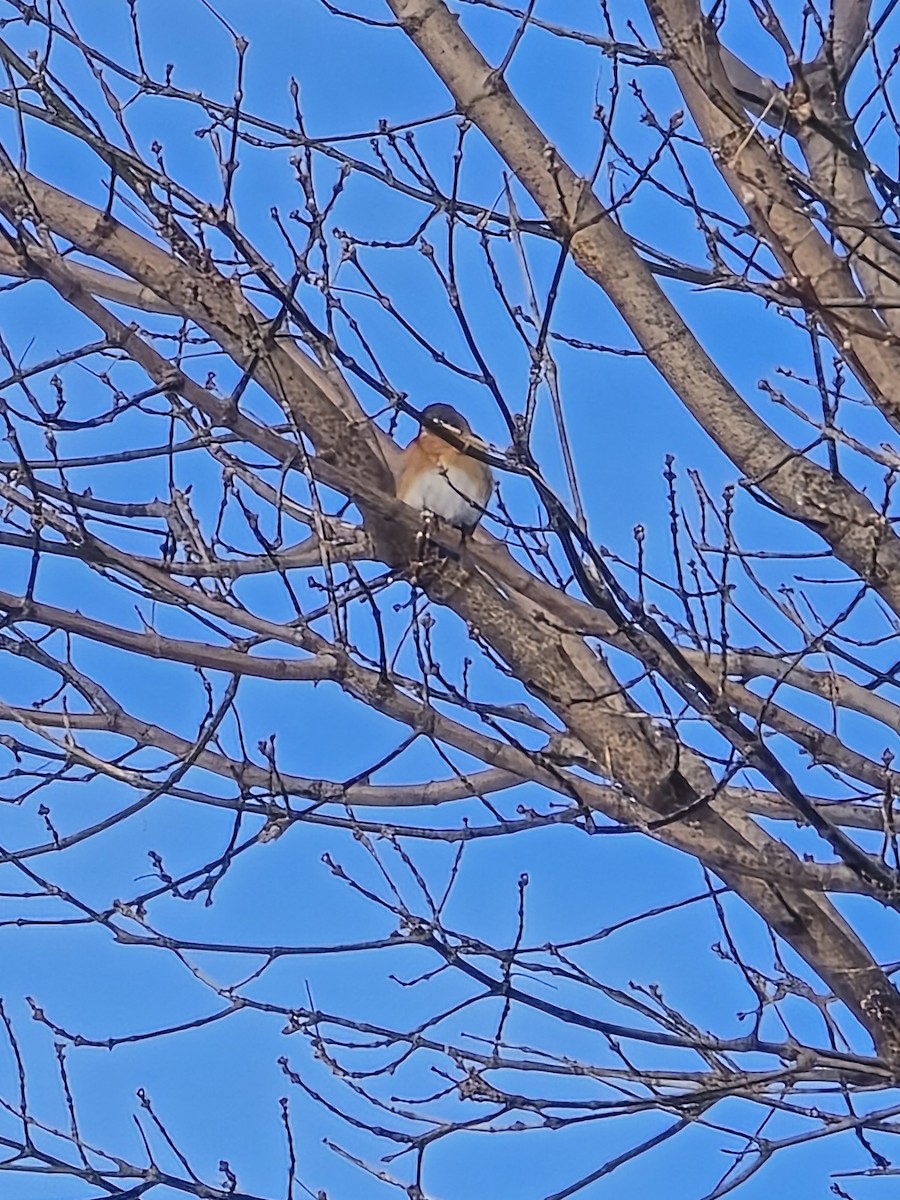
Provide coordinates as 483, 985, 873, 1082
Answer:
2, 2, 900, 1198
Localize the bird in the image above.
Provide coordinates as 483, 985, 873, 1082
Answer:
396, 403, 493, 532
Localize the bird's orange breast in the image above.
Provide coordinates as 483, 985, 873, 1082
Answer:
397, 433, 492, 531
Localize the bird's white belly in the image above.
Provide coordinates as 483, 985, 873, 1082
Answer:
403, 462, 487, 530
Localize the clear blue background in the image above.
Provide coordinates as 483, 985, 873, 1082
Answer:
1, 2, 899, 1198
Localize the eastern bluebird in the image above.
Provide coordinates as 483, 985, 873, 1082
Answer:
396, 403, 493, 532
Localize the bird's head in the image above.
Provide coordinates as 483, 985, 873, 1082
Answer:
419, 403, 472, 438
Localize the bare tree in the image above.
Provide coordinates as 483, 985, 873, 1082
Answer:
3, 0, 900, 1196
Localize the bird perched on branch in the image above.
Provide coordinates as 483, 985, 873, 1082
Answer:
396, 403, 493, 532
